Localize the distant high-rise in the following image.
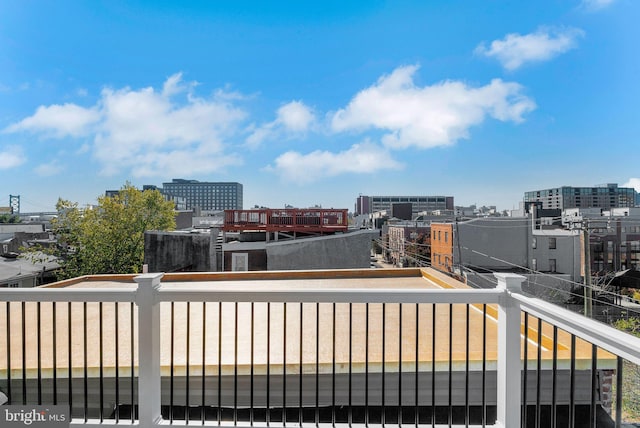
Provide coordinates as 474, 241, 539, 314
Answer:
524, 183, 637, 210
162, 179, 243, 211
355, 195, 454, 216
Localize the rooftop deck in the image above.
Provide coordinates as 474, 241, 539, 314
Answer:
223, 208, 348, 234
0, 268, 638, 427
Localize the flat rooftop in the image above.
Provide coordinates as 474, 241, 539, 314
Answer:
0, 268, 612, 380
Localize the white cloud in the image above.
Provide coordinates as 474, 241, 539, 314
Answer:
331, 65, 535, 149
161, 72, 196, 98
246, 100, 315, 147
277, 101, 315, 132
4, 103, 100, 138
581, 0, 615, 11
267, 140, 402, 183
6, 73, 247, 177
34, 160, 64, 177
475, 27, 584, 71
623, 178, 640, 192
0, 146, 26, 169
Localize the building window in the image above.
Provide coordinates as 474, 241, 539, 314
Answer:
549, 259, 557, 273
532, 258, 537, 271
532, 238, 537, 249
444, 231, 449, 243
549, 237, 556, 249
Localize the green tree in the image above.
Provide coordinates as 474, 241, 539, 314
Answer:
0, 213, 21, 223
613, 316, 640, 422
32, 184, 175, 279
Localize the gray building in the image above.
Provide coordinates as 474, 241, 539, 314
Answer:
452, 217, 580, 280
355, 195, 454, 215
442, 216, 581, 305
144, 229, 376, 272
524, 183, 637, 210
162, 179, 243, 211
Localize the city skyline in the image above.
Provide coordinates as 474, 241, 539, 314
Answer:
1, 1, 639, 213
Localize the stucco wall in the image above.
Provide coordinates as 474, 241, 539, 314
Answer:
266, 230, 376, 270
455, 218, 530, 270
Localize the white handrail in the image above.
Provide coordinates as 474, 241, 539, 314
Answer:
0, 287, 137, 302
513, 291, 640, 366
156, 287, 503, 304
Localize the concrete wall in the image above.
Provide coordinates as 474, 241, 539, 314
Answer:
0, 224, 45, 233
144, 230, 217, 273
267, 230, 376, 270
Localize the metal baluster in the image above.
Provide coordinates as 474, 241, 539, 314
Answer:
415, 303, 419, 427
6, 302, 11, 405
170, 302, 175, 423
551, 326, 557, 428
83, 302, 87, 421
99, 302, 104, 422
536, 317, 542, 428
365, 303, 369, 427
187, 302, 191, 424
115, 303, 119, 423
130, 302, 135, 424
202, 302, 207, 424
569, 335, 576, 428
448, 303, 452, 428
250, 302, 254, 426
349, 303, 353, 427
283, 302, 287, 426
37, 302, 42, 404
616, 357, 622, 428
53, 303, 57, 405
590, 344, 597, 428
382, 302, 386, 428
523, 313, 529, 428
315, 302, 319, 427
431, 304, 436, 428
399, 303, 403, 426
332, 302, 336, 427
300, 303, 304, 427
482, 304, 487, 428
234, 302, 238, 426
218, 302, 223, 426
21, 302, 26, 405
267, 302, 271, 426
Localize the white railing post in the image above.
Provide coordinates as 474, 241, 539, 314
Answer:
495, 273, 525, 428
135, 273, 164, 428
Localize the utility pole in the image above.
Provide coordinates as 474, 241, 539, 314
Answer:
566, 214, 599, 318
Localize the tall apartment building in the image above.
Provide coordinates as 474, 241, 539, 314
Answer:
524, 183, 637, 210
355, 195, 454, 215
162, 179, 243, 211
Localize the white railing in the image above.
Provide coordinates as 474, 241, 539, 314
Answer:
1, 272, 640, 427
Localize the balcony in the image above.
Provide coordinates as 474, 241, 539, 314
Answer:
1, 268, 639, 427
223, 209, 348, 234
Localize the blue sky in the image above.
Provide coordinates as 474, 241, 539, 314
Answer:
1, 0, 638, 213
